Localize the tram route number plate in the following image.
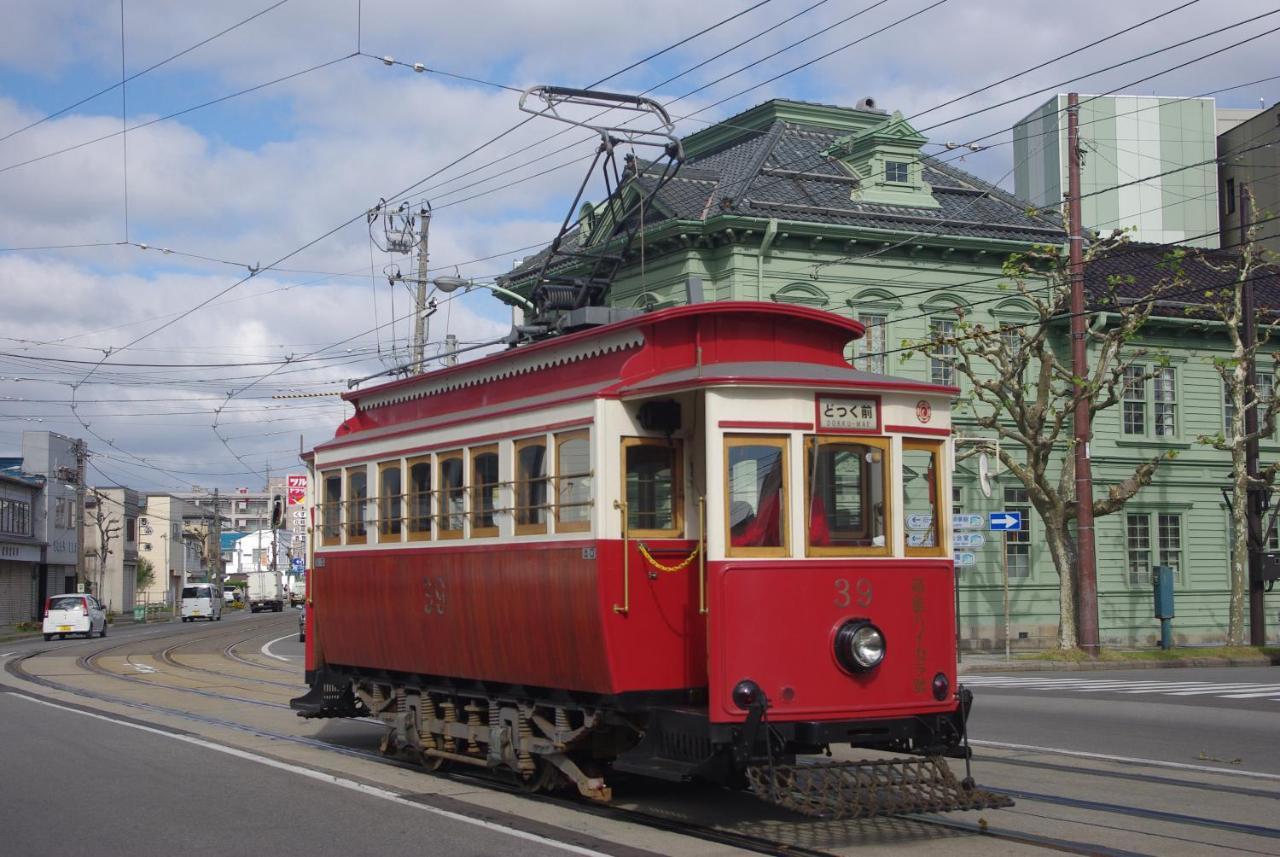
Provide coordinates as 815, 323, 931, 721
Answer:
582, 547, 597, 560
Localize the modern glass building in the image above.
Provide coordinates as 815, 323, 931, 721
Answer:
1013, 94, 1220, 248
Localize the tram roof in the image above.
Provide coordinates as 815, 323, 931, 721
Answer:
320, 302, 956, 449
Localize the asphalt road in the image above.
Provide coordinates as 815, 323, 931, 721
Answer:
965, 666, 1280, 775
0, 689, 593, 857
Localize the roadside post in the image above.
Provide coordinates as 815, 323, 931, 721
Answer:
1153, 565, 1174, 650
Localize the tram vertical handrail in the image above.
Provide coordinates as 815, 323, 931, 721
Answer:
698, 495, 708, 615
613, 499, 629, 615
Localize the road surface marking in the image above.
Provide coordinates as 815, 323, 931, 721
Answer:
8, 693, 612, 856
261, 634, 295, 662
129, 664, 158, 674
0, 652, 16, 658
971, 739, 1280, 781
965, 675, 1280, 702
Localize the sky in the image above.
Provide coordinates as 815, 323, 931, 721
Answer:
0, 0, 1276, 492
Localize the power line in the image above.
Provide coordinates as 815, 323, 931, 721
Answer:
0, 0, 291, 144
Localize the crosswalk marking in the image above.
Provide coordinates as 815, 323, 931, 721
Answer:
963, 675, 1280, 703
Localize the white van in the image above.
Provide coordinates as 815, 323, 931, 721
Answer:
180, 584, 223, 622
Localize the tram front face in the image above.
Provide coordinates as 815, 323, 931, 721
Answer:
702, 386, 959, 727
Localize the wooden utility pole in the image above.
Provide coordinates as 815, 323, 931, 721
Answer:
1067, 93, 1100, 654
1241, 183, 1267, 645
210, 488, 222, 591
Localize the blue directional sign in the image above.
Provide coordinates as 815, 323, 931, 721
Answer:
291, 556, 305, 573
988, 511, 1023, 531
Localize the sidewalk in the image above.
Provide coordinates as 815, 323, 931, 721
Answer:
959, 647, 1279, 674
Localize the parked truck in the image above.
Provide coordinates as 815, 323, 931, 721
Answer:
286, 573, 306, 607
246, 569, 285, 613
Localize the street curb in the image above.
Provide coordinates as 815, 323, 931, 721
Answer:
959, 655, 1277, 674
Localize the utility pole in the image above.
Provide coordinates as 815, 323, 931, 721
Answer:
73, 438, 88, 589
1241, 182, 1267, 646
412, 205, 432, 374
1067, 93, 1100, 654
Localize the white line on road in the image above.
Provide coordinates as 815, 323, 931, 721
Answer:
8, 693, 611, 856
0, 652, 16, 658
261, 634, 295, 662
971, 739, 1280, 781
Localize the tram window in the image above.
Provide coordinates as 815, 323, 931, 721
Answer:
903, 440, 946, 557
321, 470, 342, 546
345, 466, 368, 545
804, 437, 889, 556
407, 456, 431, 541
623, 438, 682, 537
515, 437, 548, 534
471, 445, 499, 537
378, 460, 403, 540
438, 452, 465, 539
725, 435, 788, 556
556, 430, 591, 533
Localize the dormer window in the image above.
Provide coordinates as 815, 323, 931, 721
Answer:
885, 160, 909, 184
823, 110, 940, 209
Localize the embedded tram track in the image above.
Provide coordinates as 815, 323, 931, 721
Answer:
5, 631, 1276, 856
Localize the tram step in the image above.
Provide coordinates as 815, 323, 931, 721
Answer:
747, 755, 1014, 820
611, 755, 700, 782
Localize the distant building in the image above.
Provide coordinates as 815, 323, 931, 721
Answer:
1014, 94, 1220, 248
1218, 103, 1280, 255
0, 431, 83, 624
134, 494, 212, 607
84, 487, 142, 613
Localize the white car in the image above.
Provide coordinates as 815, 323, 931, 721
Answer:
222, 587, 241, 604
180, 584, 223, 622
43, 594, 107, 640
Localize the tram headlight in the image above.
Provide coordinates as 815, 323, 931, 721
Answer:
834, 620, 886, 673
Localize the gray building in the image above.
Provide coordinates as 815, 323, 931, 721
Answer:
0, 431, 84, 624
1218, 103, 1280, 255
1014, 94, 1220, 248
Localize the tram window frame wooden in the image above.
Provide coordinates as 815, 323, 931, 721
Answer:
470, 444, 500, 538
724, 434, 789, 558
902, 439, 947, 558
555, 430, 591, 533
406, 455, 432, 542
320, 469, 342, 547
377, 459, 404, 541
802, 435, 891, 558
345, 465, 368, 545
621, 437, 684, 539
437, 451, 465, 540
514, 436, 549, 535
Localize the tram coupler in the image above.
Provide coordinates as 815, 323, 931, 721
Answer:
290, 668, 364, 719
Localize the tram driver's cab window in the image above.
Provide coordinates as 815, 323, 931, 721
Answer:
725, 435, 788, 556
903, 439, 946, 557
805, 437, 889, 556
623, 438, 682, 537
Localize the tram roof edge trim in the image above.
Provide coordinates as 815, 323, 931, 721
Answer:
341, 302, 863, 406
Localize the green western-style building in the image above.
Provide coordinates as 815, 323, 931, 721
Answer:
504, 97, 1280, 649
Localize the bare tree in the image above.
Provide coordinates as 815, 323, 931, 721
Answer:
913, 233, 1178, 650
1188, 215, 1280, 644
86, 488, 121, 598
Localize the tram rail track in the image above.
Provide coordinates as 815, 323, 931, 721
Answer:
5, 626, 1277, 857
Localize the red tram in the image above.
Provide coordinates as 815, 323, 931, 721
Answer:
292, 300, 1007, 817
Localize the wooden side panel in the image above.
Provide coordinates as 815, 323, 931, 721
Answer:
315, 543, 614, 693
708, 558, 956, 723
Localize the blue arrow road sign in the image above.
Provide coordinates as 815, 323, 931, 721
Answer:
291, 556, 304, 573
988, 511, 1023, 531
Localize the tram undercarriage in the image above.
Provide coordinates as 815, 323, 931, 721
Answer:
291, 668, 1012, 818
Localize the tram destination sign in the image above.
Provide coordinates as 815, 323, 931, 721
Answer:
816, 395, 880, 433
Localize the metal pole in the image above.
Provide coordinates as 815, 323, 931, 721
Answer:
1003, 531, 1011, 662
1241, 183, 1266, 646
412, 209, 431, 374
1067, 93, 1101, 654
